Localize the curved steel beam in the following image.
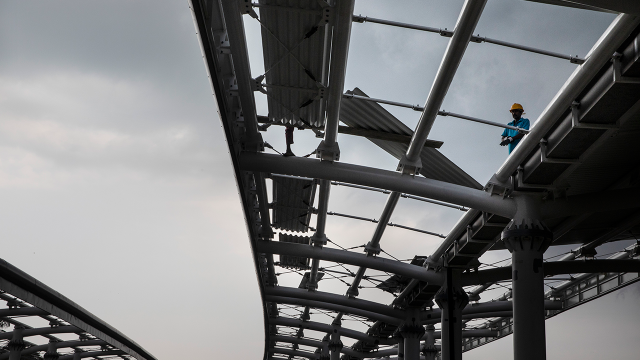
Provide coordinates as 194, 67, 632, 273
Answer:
266, 295, 402, 325
0, 307, 48, 317
270, 317, 396, 345
0, 257, 156, 360
270, 347, 317, 359
257, 240, 444, 284
266, 287, 407, 319
58, 350, 125, 360
0, 340, 107, 360
270, 336, 397, 358
460, 259, 640, 286
240, 153, 516, 217
0, 326, 78, 340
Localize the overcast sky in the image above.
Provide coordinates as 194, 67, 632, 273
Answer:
1, 0, 638, 359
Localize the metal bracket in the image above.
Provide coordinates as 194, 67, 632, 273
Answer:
612, 52, 640, 84
397, 155, 422, 176
316, 140, 340, 161
515, 166, 555, 190
539, 139, 579, 164
571, 101, 618, 130
364, 241, 381, 256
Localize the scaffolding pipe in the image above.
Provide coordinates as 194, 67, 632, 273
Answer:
402, 0, 488, 167
352, 15, 585, 63
322, 0, 356, 147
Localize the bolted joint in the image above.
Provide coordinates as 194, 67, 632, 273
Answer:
311, 234, 328, 247
328, 339, 343, 352
397, 155, 422, 176
8, 325, 25, 352
501, 219, 553, 254
316, 140, 340, 161
434, 284, 469, 310
364, 241, 381, 255
345, 286, 359, 298
573, 246, 597, 259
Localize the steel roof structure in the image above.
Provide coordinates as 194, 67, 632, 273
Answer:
189, 1, 640, 360
0, 258, 156, 360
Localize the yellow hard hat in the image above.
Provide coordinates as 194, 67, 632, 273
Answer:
510, 103, 524, 112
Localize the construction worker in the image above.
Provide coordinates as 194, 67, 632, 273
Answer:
500, 103, 530, 154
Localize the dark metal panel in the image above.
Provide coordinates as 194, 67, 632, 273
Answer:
272, 175, 317, 232
340, 88, 482, 189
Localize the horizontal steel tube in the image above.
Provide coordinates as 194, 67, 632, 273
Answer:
58, 350, 125, 360
353, 15, 585, 63
343, 94, 528, 132
343, 93, 425, 111
0, 307, 48, 317
0, 340, 107, 360
0, 325, 78, 340
475, 36, 584, 63
256, 240, 443, 284
266, 295, 402, 325
240, 153, 515, 217
270, 317, 396, 345
266, 287, 407, 319
439, 111, 529, 133
352, 15, 441, 34
494, 14, 640, 183
270, 336, 397, 358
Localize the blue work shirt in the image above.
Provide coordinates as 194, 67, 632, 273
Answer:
502, 117, 530, 153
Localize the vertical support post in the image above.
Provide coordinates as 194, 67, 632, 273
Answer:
400, 310, 425, 360
422, 325, 438, 360
73, 350, 82, 360
395, 332, 405, 360
8, 326, 25, 360
502, 220, 552, 360
43, 340, 59, 360
320, 334, 330, 360
435, 268, 468, 360
309, 179, 331, 291
328, 328, 343, 360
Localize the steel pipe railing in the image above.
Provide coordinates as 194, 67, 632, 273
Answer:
494, 13, 640, 183
342, 93, 529, 133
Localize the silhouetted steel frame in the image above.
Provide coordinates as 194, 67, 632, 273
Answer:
189, 0, 640, 359
0, 258, 156, 360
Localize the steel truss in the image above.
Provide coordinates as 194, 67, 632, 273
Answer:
189, 0, 640, 359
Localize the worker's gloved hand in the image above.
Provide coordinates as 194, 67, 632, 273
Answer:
499, 138, 511, 146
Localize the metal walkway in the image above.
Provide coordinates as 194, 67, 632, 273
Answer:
189, 1, 640, 360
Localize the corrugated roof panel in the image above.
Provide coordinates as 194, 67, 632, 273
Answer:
272, 175, 317, 232
341, 88, 482, 189
279, 233, 311, 269
258, 0, 328, 128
